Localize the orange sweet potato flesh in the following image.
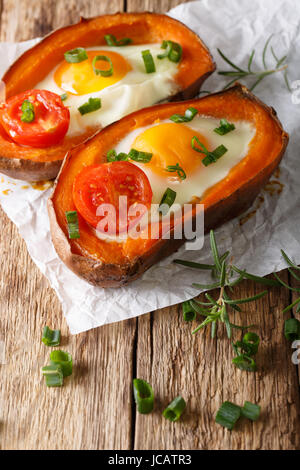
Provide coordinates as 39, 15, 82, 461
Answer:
0, 12, 215, 181
48, 84, 289, 287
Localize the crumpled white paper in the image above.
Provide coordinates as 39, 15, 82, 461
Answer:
0, 0, 300, 334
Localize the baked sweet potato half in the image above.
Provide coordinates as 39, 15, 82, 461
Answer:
0, 12, 215, 181
48, 84, 288, 288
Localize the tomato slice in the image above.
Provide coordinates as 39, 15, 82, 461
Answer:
73, 161, 153, 235
0, 89, 70, 148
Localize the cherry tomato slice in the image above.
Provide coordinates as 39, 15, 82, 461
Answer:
0, 89, 70, 148
73, 161, 153, 235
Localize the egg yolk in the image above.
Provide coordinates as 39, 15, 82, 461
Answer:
132, 122, 210, 178
54, 50, 131, 95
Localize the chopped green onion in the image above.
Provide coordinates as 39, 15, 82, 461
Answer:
78, 97, 101, 115
182, 301, 196, 321
20, 99, 35, 123
157, 40, 182, 63
133, 378, 154, 414
166, 163, 186, 180
104, 34, 132, 46
92, 55, 113, 77
163, 396, 186, 422
106, 148, 152, 163
60, 93, 68, 101
142, 50, 156, 73
107, 149, 128, 162
42, 326, 61, 347
42, 365, 63, 387
284, 318, 300, 341
128, 148, 152, 163
215, 401, 241, 430
65, 210, 80, 239
242, 332, 260, 356
170, 107, 198, 123
233, 340, 253, 357
117, 152, 129, 161
64, 47, 88, 63
107, 149, 117, 162
159, 188, 176, 215
191, 137, 228, 167
241, 401, 261, 421
50, 350, 73, 377
232, 354, 257, 372
214, 119, 235, 135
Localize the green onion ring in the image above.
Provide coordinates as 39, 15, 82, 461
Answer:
133, 378, 154, 414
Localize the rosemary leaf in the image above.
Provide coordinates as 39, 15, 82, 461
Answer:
224, 290, 268, 305
173, 259, 214, 270
210, 230, 222, 272
282, 297, 300, 314
232, 266, 280, 286
273, 273, 300, 292
281, 250, 300, 271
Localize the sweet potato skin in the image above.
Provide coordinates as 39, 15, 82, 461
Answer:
48, 84, 289, 287
0, 12, 215, 182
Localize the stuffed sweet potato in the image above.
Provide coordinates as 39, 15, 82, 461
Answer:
48, 84, 289, 288
0, 12, 215, 181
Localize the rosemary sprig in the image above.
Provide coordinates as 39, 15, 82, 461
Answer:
174, 230, 279, 339
275, 250, 300, 314
217, 35, 290, 91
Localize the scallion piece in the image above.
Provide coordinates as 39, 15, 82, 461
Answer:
50, 350, 73, 377
20, 99, 35, 123
157, 40, 182, 63
60, 93, 68, 101
214, 119, 235, 135
284, 318, 300, 341
191, 137, 228, 166
232, 354, 257, 372
241, 401, 261, 421
64, 47, 88, 63
133, 378, 154, 414
107, 149, 118, 162
242, 332, 260, 355
42, 365, 63, 387
166, 163, 186, 180
215, 401, 241, 430
104, 34, 132, 47
128, 148, 152, 163
182, 301, 196, 321
159, 188, 176, 215
42, 326, 61, 347
170, 107, 198, 123
78, 97, 101, 115
65, 210, 80, 239
163, 396, 186, 422
92, 55, 113, 77
142, 50, 156, 73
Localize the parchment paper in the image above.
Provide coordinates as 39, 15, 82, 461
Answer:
0, 0, 299, 333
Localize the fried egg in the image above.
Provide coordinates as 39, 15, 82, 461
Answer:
114, 116, 256, 206
35, 44, 179, 136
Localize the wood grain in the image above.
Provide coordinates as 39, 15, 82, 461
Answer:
0, 0, 137, 451
134, 276, 300, 450
0, 0, 299, 450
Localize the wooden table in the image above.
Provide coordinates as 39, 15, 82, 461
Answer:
0, 0, 299, 450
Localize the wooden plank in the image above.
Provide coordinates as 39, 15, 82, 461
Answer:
290, 272, 300, 386
126, 0, 191, 13
0, 0, 138, 451
134, 276, 300, 450
0, 0, 123, 41
129, 0, 300, 450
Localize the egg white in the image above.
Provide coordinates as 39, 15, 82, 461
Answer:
35, 44, 179, 137
115, 116, 256, 206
